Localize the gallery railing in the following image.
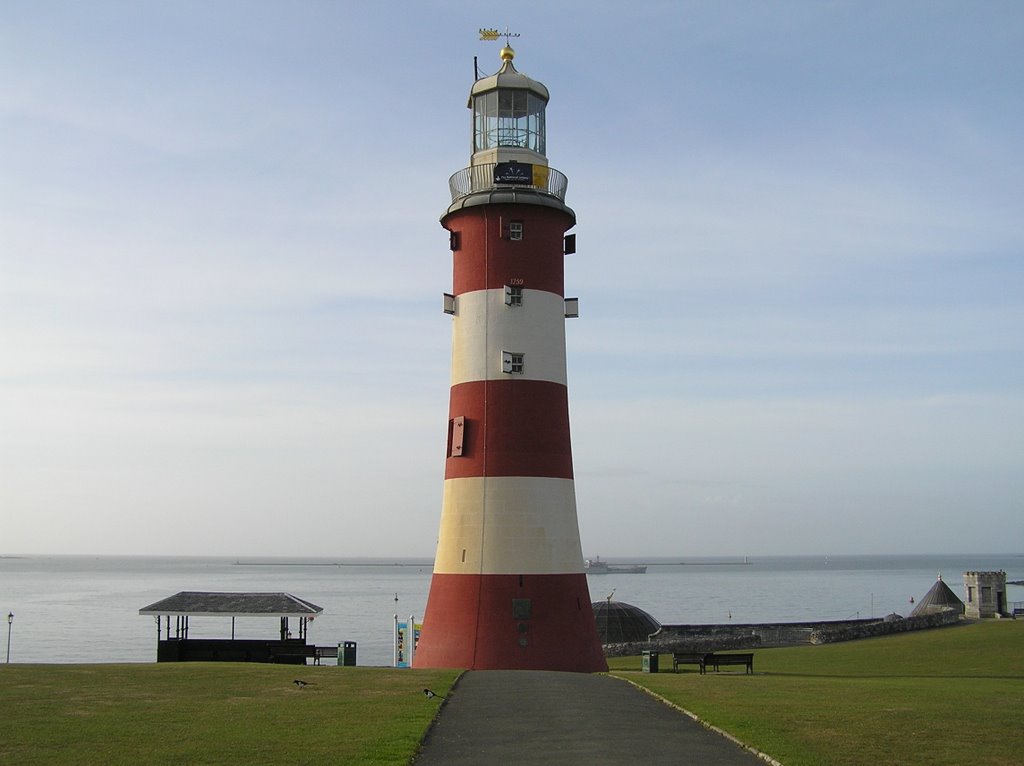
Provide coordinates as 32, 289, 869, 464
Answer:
448, 162, 569, 204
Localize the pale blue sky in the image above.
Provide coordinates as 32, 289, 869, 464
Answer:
2, 1, 1021, 556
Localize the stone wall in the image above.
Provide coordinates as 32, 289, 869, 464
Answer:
809, 608, 960, 643
602, 609, 962, 657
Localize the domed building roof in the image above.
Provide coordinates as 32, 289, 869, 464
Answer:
469, 46, 550, 103
911, 574, 965, 617
591, 600, 661, 644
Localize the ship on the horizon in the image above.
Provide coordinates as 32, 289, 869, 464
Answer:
585, 556, 647, 575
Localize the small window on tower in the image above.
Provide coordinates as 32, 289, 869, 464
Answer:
447, 415, 465, 457
505, 285, 523, 306
512, 599, 532, 619
501, 351, 524, 375
509, 221, 524, 241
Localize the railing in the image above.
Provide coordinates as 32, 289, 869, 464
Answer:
448, 162, 569, 204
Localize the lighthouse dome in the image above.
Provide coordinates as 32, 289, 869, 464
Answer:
470, 48, 550, 103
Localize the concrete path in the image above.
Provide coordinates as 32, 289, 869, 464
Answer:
414, 670, 768, 765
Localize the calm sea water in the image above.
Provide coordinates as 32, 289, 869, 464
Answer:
2, 553, 1021, 666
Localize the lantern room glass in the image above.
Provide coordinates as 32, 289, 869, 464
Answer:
473, 90, 546, 154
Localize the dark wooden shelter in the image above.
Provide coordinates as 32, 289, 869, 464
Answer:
139, 591, 323, 664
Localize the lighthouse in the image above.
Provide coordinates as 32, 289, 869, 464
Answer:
414, 44, 607, 672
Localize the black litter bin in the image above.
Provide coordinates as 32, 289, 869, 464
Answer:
642, 650, 659, 673
342, 641, 357, 667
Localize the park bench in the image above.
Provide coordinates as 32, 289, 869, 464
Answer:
1013, 608, 1024, 619
672, 652, 710, 674
706, 652, 754, 674
313, 646, 338, 665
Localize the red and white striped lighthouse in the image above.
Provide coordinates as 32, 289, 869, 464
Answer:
414, 45, 607, 672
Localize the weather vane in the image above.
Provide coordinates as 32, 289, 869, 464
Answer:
479, 26, 520, 45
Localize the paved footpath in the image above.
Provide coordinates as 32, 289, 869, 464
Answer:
413, 670, 769, 765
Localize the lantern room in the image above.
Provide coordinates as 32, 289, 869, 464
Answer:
469, 45, 549, 166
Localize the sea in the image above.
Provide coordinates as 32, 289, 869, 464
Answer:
2, 553, 1022, 666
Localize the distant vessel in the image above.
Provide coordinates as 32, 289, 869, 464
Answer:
585, 556, 647, 575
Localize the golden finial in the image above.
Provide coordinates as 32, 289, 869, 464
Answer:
500, 44, 515, 62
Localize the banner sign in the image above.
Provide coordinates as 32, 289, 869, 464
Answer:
494, 162, 533, 185
394, 616, 422, 668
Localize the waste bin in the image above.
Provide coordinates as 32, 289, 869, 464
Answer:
642, 650, 659, 673
341, 641, 357, 667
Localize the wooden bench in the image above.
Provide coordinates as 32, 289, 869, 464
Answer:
673, 652, 710, 674
267, 643, 316, 664
313, 646, 338, 665
706, 652, 754, 674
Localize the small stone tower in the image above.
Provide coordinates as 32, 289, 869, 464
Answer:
962, 571, 1008, 618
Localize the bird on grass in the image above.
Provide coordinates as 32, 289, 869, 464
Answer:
423, 688, 446, 700
294, 679, 313, 689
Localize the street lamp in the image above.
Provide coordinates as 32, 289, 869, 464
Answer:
6, 612, 12, 664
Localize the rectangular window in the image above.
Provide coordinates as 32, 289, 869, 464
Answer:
563, 233, 576, 255
512, 599, 532, 619
509, 221, 523, 241
449, 231, 461, 251
563, 297, 579, 318
505, 285, 523, 306
443, 293, 456, 315
501, 351, 524, 375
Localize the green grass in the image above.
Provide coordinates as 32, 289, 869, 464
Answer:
611, 620, 1024, 766
0, 663, 459, 765
3, 624, 1021, 765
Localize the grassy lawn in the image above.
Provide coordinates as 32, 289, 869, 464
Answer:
611, 620, 1024, 766
3, 624, 1020, 765
0, 663, 459, 766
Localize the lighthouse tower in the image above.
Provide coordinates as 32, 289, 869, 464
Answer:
414, 45, 607, 672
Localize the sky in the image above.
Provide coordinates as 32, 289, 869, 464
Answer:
2, 1, 1022, 558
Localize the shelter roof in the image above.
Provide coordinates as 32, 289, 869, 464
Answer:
592, 600, 661, 644
139, 591, 323, 618
910, 576, 964, 617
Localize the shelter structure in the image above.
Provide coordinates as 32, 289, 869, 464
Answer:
592, 601, 661, 645
139, 591, 323, 663
910, 575, 965, 617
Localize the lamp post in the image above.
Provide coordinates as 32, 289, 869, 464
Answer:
6, 612, 12, 664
